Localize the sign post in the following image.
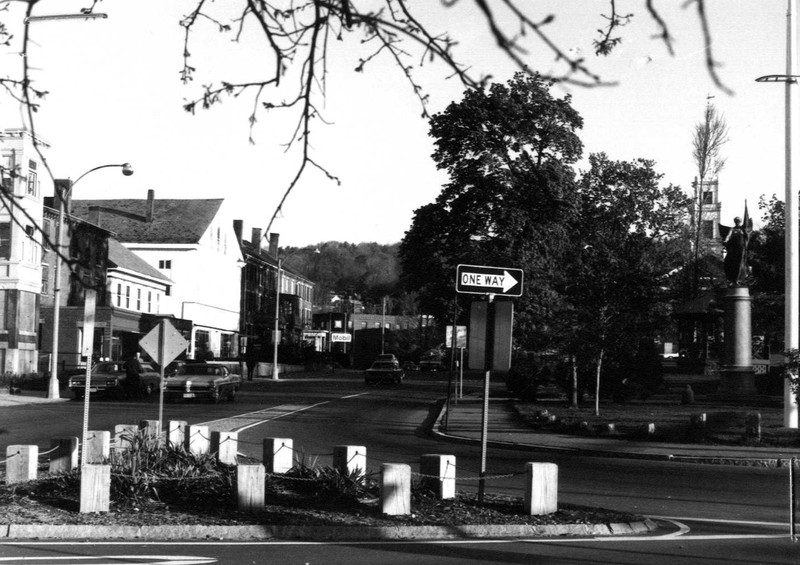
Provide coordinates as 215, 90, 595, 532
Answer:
456, 264, 521, 503
80, 289, 97, 468
140, 319, 188, 437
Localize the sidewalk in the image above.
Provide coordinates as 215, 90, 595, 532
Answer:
436, 397, 800, 466
0, 390, 67, 408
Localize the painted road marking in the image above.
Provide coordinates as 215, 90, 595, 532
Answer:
0, 557, 215, 564
199, 392, 371, 433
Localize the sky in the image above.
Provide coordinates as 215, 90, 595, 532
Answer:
0, 1, 793, 247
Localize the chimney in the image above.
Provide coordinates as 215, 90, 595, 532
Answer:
251, 228, 262, 248
233, 220, 243, 245
268, 233, 280, 259
146, 189, 155, 222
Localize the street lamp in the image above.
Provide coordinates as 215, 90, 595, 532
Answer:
47, 163, 134, 399
755, 0, 800, 428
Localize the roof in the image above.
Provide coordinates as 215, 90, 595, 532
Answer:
240, 238, 310, 283
107, 239, 171, 283
70, 199, 224, 244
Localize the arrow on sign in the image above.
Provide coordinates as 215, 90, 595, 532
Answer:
460, 270, 519, 293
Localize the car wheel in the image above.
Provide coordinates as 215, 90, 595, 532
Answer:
210, 388, 221, 403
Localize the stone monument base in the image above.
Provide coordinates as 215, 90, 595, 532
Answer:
716, 365, 757, 399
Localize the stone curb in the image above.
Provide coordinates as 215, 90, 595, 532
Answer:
433, 401, 798, 468
1, 520, 658, 541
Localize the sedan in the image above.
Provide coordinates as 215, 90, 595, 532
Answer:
164, 363, 241, 403
364, 361, 405, 385
67, 361, 161, 399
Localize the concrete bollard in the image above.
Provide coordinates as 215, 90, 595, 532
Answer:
524, 462, 558, 515
138, 420, 160, 439
380, 463, 411, 515
236, 464, 265, 512
263, 438, 294, 474
79, 464, 110, 513
333, 445, 366, 477
5, 445, 38, 485
167, 420, 188, 449
420, 454, 456, 500
114, 424, 138, 452
49, 437, 78, 474
211, 431, 238, 465
186, 425, 210, 456
644, 423, 656, 437
85, 431, 111, 464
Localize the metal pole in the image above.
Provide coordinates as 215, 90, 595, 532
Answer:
786, 0, 800, 428
272, 258, 282, 380
478, 294, 495, 504
157, 319, 166, 439
47, 181, 68, 399
80, 289, 96, 468
791, 456, 797, 541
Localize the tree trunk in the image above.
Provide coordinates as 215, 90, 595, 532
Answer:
594, 348, 604, 417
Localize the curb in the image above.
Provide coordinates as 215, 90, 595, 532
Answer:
433, 400, 797, 468
1, 520, 659, 541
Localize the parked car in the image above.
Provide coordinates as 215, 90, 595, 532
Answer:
164, 363, 241, 403
364, 361, 405, 384
375, 353, 399, 364
402, 361, 419, 372
67, 361, 161, 400
418, 359, 445, 372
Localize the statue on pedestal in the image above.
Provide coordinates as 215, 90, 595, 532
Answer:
719, 205, 753, 287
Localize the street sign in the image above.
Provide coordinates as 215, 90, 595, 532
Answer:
456, 264, 523, 296
140, 319, 188, 366
446, 325, 467, 349
331, 332, 352, 343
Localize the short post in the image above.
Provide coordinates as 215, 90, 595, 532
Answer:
167, 420, 187, 448
211, 431, 238, 465
5, 445, 38, 485
49, 437, 78, 474
263, 438, 294, 474
380, 463, 411, 515
79, 464, 110, 513
138, 420, 160, 439
85, 431, 111, 464
745, 412, 762, 442
420, 454, 456, 500
333, 445, 366, 477
524, 462, 558, 515
186, 425, 210, 455
236, 464, 265, 512
114, 424, 138, 452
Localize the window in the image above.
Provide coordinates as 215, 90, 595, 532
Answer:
0, 222, 10, 259
159, 259, 172, 270
136, 288, 141, 310
125, 286, 130, 308
116, 283, 122, 306
361, 321, 367, 329
702, 191, 714, 205
41, 264, 49, 294
147, 291, 152, 313
27, 160, 37, 196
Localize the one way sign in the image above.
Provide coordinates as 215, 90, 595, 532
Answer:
456, 264, 523, 297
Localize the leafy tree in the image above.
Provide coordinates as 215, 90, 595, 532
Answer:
400, 72, 583, 345
750, 194, 786, 347
560, 153, 689, 414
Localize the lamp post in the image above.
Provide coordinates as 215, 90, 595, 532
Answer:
756, 0, 800, 428
272, 256, 283, 381
48, 163, 134, 399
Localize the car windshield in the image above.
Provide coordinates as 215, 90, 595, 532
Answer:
180, 365, 226, 376
370, 362, 397, 370
94, 363, 123, 373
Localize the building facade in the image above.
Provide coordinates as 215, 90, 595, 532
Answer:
71, 196, 243, 360
0, 128, 47, 375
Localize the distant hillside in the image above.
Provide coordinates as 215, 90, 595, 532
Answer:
282, 241, 416, 314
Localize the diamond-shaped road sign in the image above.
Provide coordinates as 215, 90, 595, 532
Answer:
456, 264, 523, 297
140, 320, 188, 366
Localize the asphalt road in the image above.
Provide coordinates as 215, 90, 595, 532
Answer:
2, 371, 799, 563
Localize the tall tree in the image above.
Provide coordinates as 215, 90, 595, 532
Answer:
401, 73, 582, 346
690, 101, 729, 296
561, 153, 689, 414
